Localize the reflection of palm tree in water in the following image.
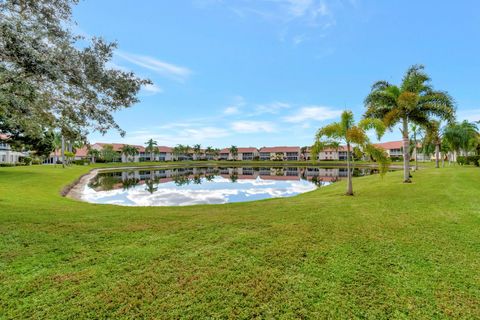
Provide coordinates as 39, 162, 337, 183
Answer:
173, 173, 190, 186
193, 175, 202, 184
122, 178, 139, 190
273, 167, 284, 176
144, 180, 158, 194
229, 168, 238, 183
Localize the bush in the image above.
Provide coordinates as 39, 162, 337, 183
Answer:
0, 163, 15, 167
457, 156, 467, 165
20, 156, 32, 165
73, 159, 89, 166
467, 155, 480, 167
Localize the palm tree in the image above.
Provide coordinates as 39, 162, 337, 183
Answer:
410, 124, 423, 170
193, 144, 202, 160
229, 145, 238, 161
101, 144, 118, 163
300, 146, 308, 161
87, 147, 100, 164
313, 110, 389, 196
443, 121, 479, 161
364, 64, 455, 182
184, 145, 191, 160
424, 121, 443, 168
213, 148, 220, 160
145, 139, 158, 161
205, 146, 214, 160
121, 145, 139, 162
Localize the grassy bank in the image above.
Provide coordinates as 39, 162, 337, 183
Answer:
0, 164, 479, 318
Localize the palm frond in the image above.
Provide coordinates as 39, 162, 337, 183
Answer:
316, 122, 343, 140
358, 118, 386, 140
417, 91, 456, 123
401, 64, 430, 93
370, 80, 392, 92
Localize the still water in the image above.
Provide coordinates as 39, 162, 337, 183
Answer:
82, 166, 376, 206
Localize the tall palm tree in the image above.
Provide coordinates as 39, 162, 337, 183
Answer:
87, 147, 100, 164
364, 64, 455, 182
193, 144, 202, 160
229, 145, 238, 161
410, 124, 423, 170
205, 146, 214, 160
300, 146, 308, 161
145, 139, 158, 161
424, 121, 443, 168
313, 110, 389, 196
121, 145, 139, 162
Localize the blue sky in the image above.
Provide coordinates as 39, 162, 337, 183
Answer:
73, 0, 480, 148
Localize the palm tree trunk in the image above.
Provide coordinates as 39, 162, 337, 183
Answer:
435, 143, 440, 168
346, 143, 353, 196
402, 118, 411, 183
61, 135, 65, 168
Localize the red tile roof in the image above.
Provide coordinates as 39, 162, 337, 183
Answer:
75, 146, 89, 157
259, 146, 300, 153
0, 134, 9, 140
92, 143, 146, 152
374, 141, 403, 150
219, 147, 257, 154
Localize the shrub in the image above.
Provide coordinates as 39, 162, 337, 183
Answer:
73, 159, 89, 165
457, 156, 467, 165
0, 163, 15, 167
20, 157, 32, 165
467, 155, 480, 167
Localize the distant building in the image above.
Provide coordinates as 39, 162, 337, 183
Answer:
258, 146, 300, 161
218, 147, 259, 160
0, 134, 28, 164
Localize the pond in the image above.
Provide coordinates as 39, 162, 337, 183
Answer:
81, 166, 379, 206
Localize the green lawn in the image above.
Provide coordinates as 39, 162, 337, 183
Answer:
0, 164, 479, 319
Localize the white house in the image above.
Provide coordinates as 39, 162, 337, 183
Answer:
0, 134, 28, 164
258, 146, 300, 161
219, 147, 259, 160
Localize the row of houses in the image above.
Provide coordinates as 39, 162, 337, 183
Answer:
44, 140, 424, 163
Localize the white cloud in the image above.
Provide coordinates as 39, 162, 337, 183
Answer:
284, 106, 342, 123
231, 121, 277, 133
116, 51, 192, 82
142, 83, 163, 94
223, 95, 246, 115
224, 106, 240, 115
253, 102, 291, 115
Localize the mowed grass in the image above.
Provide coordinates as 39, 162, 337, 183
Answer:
0, 164, 479, 319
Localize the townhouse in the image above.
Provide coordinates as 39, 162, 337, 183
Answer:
259, 146, 300, 161
219, 147, 259, 160
303, 146, 351, 161
374, 140, 429, 161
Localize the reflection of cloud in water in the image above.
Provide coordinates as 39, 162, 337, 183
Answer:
82, 175, 318, 206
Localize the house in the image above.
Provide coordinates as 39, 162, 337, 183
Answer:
303, 146, 351, 161
219, 147, 259, 160
258, 146, 300, 161
0, 134, 28, 164
373, 141, 404, 159
44, 146, 89, 164
91, 143, 173, 162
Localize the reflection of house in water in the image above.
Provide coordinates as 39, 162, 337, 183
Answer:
89, 166, 377, 191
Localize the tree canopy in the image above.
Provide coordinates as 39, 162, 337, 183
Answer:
0, 0, 149, 154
